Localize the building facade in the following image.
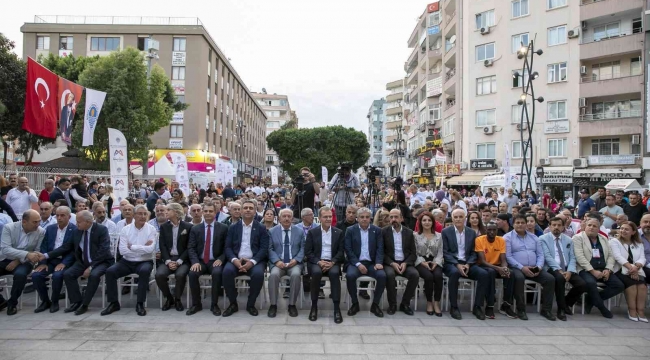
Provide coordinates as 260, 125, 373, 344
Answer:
367, 99, 386, 169
252, 91, 295, 177
21, 16, 267, 179
384, 79, 405, 176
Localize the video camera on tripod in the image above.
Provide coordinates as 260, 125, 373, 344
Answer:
364, 165, 382, 184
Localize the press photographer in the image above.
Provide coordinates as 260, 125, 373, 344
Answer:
328, 162, 360, 221
291, 167, 320, 221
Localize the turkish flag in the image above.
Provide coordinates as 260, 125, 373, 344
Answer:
22, 57, 59, 138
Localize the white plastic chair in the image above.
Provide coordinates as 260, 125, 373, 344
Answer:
116, 234, 158, 307
346, 275, 384, 310
442, 275, 475, 311
0, 275, 23, 309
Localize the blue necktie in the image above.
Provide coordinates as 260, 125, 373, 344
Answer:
283, 230, 290, 264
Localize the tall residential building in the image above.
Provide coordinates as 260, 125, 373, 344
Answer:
21, 16, 267, 180
403, 0, 463, 185
367, 99, 386, 168
384, 79, 405, 176
252, 91, 294, 176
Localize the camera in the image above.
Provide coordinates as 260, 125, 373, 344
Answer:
364, 165, 382, 184
337, 162, 353, 176
292, 174, 305, 192
391, 176, 404, 191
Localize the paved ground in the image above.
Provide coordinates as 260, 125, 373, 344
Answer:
0, 287, 649, 360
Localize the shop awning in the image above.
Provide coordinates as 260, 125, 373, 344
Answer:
605, 179, 646, 192
573, 167, 642, 178
446, 174, 485, 186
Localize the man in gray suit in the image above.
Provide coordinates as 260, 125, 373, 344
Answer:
267, 208, 305, 317
0, 209, 46, 315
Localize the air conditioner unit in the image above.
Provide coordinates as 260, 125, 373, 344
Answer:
539, 158, 551, 166
573, 158, 588, 168
580, 66, 587, 75
483, 125, 495, 135
516, 123, 527, 131
568, 29, 580, 39
632, 134, 640, 145
480, 27, 491, 35
484, 59, 494, 67
581, 21, 588, 30
579, 97, 586, 107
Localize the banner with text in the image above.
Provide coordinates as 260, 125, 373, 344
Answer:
170, 152, 191, 196
321, 166, 328, 183
271, 166, 278, 185
82, 88, 106, 146
215, 159, 226, 185
224, 162, 234, 186
503, 143, 511, 190
108, 128, 128, 216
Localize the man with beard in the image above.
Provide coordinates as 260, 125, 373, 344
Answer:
382, 209, 418, 315
92, 202, 116, 234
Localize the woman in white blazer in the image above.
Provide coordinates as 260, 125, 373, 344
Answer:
610, 221, 647, 322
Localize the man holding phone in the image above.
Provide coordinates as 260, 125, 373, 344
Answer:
503, 215, 556, 321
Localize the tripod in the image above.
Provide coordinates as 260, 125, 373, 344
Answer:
332, 174, 354, 222
366, 179, 381, 215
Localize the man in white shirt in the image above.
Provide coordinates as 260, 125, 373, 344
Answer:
92, 202, 117, 235
6, 177, 38, 220
102, 205, 157, 317
252, 184, 263, 196
115, 205, 135, 234
38, 202, 56, 229
599, 194, 624, 229
69, 200, 88, 226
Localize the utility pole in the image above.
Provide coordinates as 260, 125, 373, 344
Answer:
142, 36, 159, 176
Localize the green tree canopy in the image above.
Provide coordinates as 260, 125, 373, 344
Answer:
266, 125, 369, 180
39, 53, 100, 83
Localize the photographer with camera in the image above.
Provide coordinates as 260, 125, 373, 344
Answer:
291, 167, 320, 222
328, 163, 360, 223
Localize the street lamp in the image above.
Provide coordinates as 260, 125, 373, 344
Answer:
142, 37, 159, 176
536, 167, 545, 195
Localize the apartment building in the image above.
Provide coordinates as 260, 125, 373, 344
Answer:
403, 0, 463, 185
367, 98, 386, 169
384, 79, 404, 176
252, 90, 295, 176
21, 16, 267, 179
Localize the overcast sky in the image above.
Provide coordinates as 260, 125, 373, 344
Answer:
2, 0, 425, 134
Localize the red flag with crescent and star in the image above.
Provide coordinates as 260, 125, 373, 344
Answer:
22, 57, 59, 138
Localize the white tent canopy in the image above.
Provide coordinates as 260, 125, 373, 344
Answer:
146, 156, 176, 176
605, 179, 646, 193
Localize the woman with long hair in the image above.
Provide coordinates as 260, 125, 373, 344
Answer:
101, 185, 116, 216
198, 189, 207, 204
466, 211, 486, 236
373, 209, 390, 228
610, 221, 647, 322
414, 211, 443, 316
471, 189, 486, 207
262, 209, 277, 231
525, 213, 543, 236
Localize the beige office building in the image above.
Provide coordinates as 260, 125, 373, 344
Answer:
21, 16, 267, 179
252, 91, 295, 176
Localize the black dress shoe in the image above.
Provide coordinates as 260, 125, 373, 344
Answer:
399, 303, 414, 316
64, 302, 81, 313
347, 302, 360, 316
100, 302, 121, 316
557, 309, 567, 321
473, 306, 485, 320
516, 310, 528, 320
540, 310, 556, 321
370, 302, 384, 318
186, 304, 203, 316
6, 305, 17, 316
162, 297, 175, 311
267, 305, 277, 318
334, 309, 343, 324
211, 304, 221, 316
50, 302, 60, 313
309, 307, 318, 321
222, 303, 238, 317
450, 307, 462, 320
74, 304, 88, 316
0, 298, 7, 311
246, 306, 259, 316
564, 305, 573, 316
34, 301, 51, 313
359, 291, 370, 300
318, 289, 325, 299
387, 304, 397, 315
288, 305, 298, 317
175, 299, 184, 312
121, 287, 131, 295
136, 302, 147, 316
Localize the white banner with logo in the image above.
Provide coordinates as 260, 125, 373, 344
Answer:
224, 162, 234, 186
321, 166, 328, 183
271, 166, 278, 185
82, 88, 106, 146
503, 143, 511, 190
215, 159, 226, 185
108, 128, 128, 216
169, 152, 190, 196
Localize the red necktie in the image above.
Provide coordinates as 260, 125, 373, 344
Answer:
203, 224, 212, 263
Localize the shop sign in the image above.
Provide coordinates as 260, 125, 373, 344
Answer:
541, 168, 572, 184
172, 51, 186, 66
543, 120, 570, 134
470, 159, 496, 170
427, 25, 440, 36
171, 111, 184, 123
169, 139, 183, 149
418, 139, 443, 155
172, 81, 185, 95
420, 168, 433, 177
435, 164, 461, 176
588, 155, 636, 165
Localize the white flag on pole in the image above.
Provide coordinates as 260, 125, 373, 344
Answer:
82, 88, 106, 146
271, 166, 278, 185
504, 143, 511, 190
321, 166, 328, 183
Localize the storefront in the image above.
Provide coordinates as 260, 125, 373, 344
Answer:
573, 167, 643, 196
435, 164, 461, 188
539, 166, 573, 201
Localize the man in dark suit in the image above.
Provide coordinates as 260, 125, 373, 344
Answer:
49, 178, 70, 206
146, 182, 165, 219
186, 202, 228, 316
33, 206, 77, 313
155, 203, 193, 312
222, 199, 269, 317
43, 210, 113, 315
305, 206, 344, 323
382, 208, 419, 316
442, 209, 491, 320
344, 207, 385, 318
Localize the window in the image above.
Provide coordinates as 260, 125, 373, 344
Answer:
591, 99, 641, 119
548, 138, 567, 157
593, 22, 620, 41
512, 141, 523, 158
548, 100, 567, 120
547, 62, 567, 83
443, 116, 455, 137
36, 36, 50, 50
512, 69, 529, 87
172, 66, 185, 80
631, 57, 642, 76
205, 116, 209, 129
476, 43, 495, 62
591, 138, 619, 156
429, 104, 441, 121
591, 61, 621, 81
548, 25, 567, 46
511, 104, 528, 124
475, 109, 496, 126
59, 36, 73, 50
429, 11, 441, 27
511, 33, 529, 53
137, 37, 146, 51
475, 10, 495, 30
170, 125, 183, 138
633, 18, 642, 34
512, 0, 529, 18
476, 75, 497, 95
90, 37, 120, 51
173, 38, 186, 52
547, 0, 567, 9
476, 143, 496, 159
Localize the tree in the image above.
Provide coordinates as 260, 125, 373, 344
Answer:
279, 118, 297, 130
39, 52, 100, 83
266, 125, 369, 180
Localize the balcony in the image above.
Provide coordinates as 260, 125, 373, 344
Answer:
428, 46, 443, 60
386, 92, 403, 102
385, 119, 403, 130
444, 68, 456, 83
444, 11, 456, 32
386, 106, 402, 117
406, 68, 419, 86
580, 74, 643, 98
579, 110, 643, 137
580, 30, 643, 60
580, 0, 643, 21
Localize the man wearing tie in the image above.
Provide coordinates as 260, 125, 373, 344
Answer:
304, 206, 344, 323
382, 209, 419, 316
33, 206, 76, 313
540, 217, 587, 321
344, 207, 386, 318
0, 209, 45, 315
267, 208, 305, 318
186, 201, 228, 316
156, 203, 193, 312
44, 210, 113, 315
102, 205, 157, 317
222, 199, 269, 317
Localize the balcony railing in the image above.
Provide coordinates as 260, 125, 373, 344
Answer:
445, 42, 456, 53
580, 0, 606, 4
581, 26, 642, 44
445, 99, 456, 110
579, 109, 642, 121
445, 68, 456, 82
34, 15, 202, 25
580, 72, 642, 83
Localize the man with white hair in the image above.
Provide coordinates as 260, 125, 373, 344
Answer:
39, 179, 55, 204
115, 204, 135, 234
38, 201, 56, 229
111, 199, 130, 224
6, 177, 38, 220
148, 204, 168, 233
223, 202, 242, 226
92, 202, 116, 234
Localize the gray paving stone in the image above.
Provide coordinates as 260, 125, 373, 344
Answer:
507, 335, 585, 345
286, 333, 363, 343
452, 356, 535, 360
553, 320, 613, 328
435, 335, 513, 344
368, 356, 451, 360
76, 341, 164, 352
528, 327, 601, 336
34, 320, 113, 330
419, 317, 489, 327
404, 344, 486, 355
0, 351, 24, 360
324, 343, 407, 355
628, 346, 650, 355
52, 330, 136, 341
533, 356, 614, 360
207, 332, 286, 343
0, 339, 86, 351
106, 352, 196, 360
0, 330, 58, 340
353, 317, 423, 326
249, 324, 323, 333
196, 355, 280, 360
575, 336, 649, 346
286, 316, 357, 326
129, 331, 211, 342
461, 326, 533, 335
241, 342, 324, 354
16, 351, 109, 360
361, 334, 437, 344
394, 325, 463, 335
611, 357, 650, 360
555, 345, 643, 356
282, 355, 369, 360
322, 325, 394, 334
106, 321, 249, 333
484, 320, 550, 327
480, 344, 566, 355
595, 328, 650, 337
83, 314, 153, 323
158, 342, 243, 353
0, 320, 43, 330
